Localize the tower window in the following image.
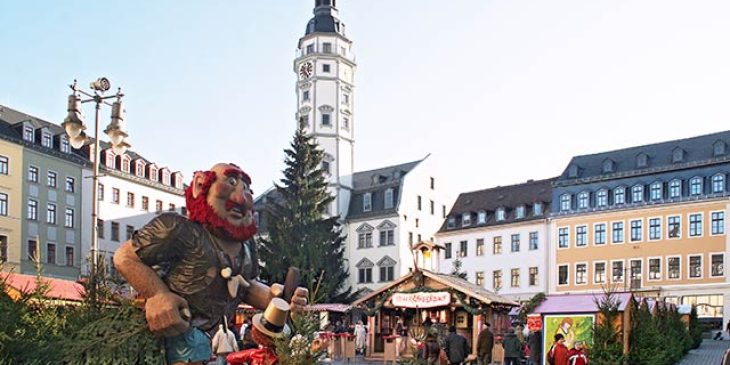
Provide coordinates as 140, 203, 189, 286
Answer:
303, 90, 309, 101
322, 114, 331, 126
342, 117, 349, 130
322, 43, 332, 53
322, 64, 331, 73
306, 44, 314, 54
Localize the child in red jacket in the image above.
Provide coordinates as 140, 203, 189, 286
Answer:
567, 341, 588, 365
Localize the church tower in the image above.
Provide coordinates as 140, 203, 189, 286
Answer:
294, 0, 356, 218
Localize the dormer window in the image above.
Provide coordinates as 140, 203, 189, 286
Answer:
173, 173, 184, 189
714, 140, 726, 157
477, 210, 487, 224
650, 181, 663, 200
41, 132, 52, 148
161, 169, 171, 185
577, 192, 589, 209
689, 177, 703, 195
363, 193, 372, 212
462, 212, 472, 226
534, 203, 543, 215
60, 138, 70, 153
135, 161, 146, 177
23, 126, 34, 142
669, 179, 681, 198
631, 185, 644, 203
614, 187, 625, 204
121, 156, 131, 173
105, 151, 116, 169
672, 147, 685, 163
515, 206, 525, 219
636, 153, 648, 168
149, 167, 158, 182
596, 189, 608, 207
712, 174, 725, 193
602, 159, 615, 173
568, 164, 580, 178
496, 208, 505, 221
447, 217, 456, 229
384, 188, 394, 209
559, 194, 571, 211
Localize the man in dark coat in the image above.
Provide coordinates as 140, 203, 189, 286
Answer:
444, 326, 470, 365
527, 330, 542, 365
502, 330, 523, 365
476, 322, 494, 365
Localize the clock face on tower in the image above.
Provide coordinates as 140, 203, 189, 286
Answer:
299, 62, 313, 79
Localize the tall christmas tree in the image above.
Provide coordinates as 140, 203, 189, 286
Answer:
259, 125, 352, 303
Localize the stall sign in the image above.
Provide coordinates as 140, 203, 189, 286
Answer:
391, 292, 451, 308
527, 314, 542, 331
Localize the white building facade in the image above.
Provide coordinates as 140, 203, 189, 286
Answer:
80, 144, 185, 275
436, 178, 555, 303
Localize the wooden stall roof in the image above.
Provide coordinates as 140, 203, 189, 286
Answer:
352, 269, 518, 307
1, 272, 85, 302
532, 292, 633, 314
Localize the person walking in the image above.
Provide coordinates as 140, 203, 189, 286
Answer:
354, 320, 367, 355
395, 318, 407, 358
567, 341, 588, 365
425, 333, 441, 365
527, 330, 543, 365
444, 326, 470, 365
476, 322, 494, 365
548, 333, 569, 365
502, 329, 523, 365
211, 323, 239, 365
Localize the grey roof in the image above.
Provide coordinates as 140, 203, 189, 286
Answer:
440, 177, 556, 232
557, 130, 730, 185
346, 159, 423, 220
304, 1, 347, 38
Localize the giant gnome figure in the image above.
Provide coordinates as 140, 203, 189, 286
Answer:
114, 163, 308, 365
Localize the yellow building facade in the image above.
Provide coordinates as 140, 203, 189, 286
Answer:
0, 138, 24, 272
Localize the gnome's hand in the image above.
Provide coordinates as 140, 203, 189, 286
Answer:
290, 287, 308, 313
145, 292, 190, 337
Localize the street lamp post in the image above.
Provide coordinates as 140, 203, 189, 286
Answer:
62, 77, 130, 276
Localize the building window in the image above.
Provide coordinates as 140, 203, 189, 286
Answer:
594, 262, 606, 284
342, 117, 349, 130
322, 42, 332, 53
1, 236, 9, 262
447, 217, 456, 229
97, 219, 104, 238
155, 200, 163, 213
359, 192, 372, 212
558, 265, 568, 285
594, 223, 606, 245
65, 246, 74, 267
358, 233, 373, 248
669, 179, 681, 198
28, 166, 38, 182
27, 239, 37, 260
306, 44, 314, 54
0, 156, 7, 175
529, 232, 538, 250
576, 263, 587, 285
41, 133, 51, 148
47, 171, 57, 188
443, 205, 447, 218
417, 196, 422, 210
511, 269, 520, 287
445, 242, 452, 259
121, 158, 130, 173
534, 202, 543, 215
112, 188, 120, 204
0, 193, 7, 216
649, 258, 661, 280
430, 177, 435, 189
611, 261, 624, 283
111, 222, 120, 242
493, 270, 503, 290
342, 92, 349, 105
476, 239, 484, 256
459, 240, 468, 257
712, 212, 725, 235
529, 267, 538, 286
408, 232, 413, 244
630, 220, 642, 242
322, 64, 330, 73
650, 182, 662, 200
689, 214, 703, 237
516, 205, 526, 218
27, 199, 38, 220
575, 226, 587, 247
668, 257, 680, 279
630, 260, 642, 286
496, 208, 505, 221
321, 113, 331, 126
462, 212, 471, 226
558, 228, 569, 248
65, 177, 75, 193
61, 138, 70, 153
559, 194, 571, 211
23, 126, 33, 141
430, 200, 435, 215
46, 243, 56, 265
169, 203, 176, 212
64, 208, 74, 228
631, 185, 643, 203
511, 234, 520, 252
596, 189, 608, 207
577, 192, 589, 209
384, 189, 393, 209
358, 267, 372, 283
689, 255, 702, 278
614, 187, 625, 205
477, 210, 487, 224
476, 271, 485, 287
689, 177, 703, 195
612, 222, 624, 243
302, 90, 310, 101
97, 183, 104, 201
712, 174, 725, 193
493, 236, 502, 255
142, 196, 149, 211
127, 192, 135, 208
668, 216, 681, 238
379, 265, 394, 282
711, 254, 724, 277
649, 218, 661, 240
379, 229, 394, 246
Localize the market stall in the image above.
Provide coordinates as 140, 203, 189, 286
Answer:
352, 269, 518, 361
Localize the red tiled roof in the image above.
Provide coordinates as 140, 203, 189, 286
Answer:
1, 272, 85, 302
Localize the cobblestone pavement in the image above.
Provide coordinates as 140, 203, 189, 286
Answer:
677, 339, 730, 365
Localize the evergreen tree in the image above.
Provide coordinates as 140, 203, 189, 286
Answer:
450, 257, 468, 280
688, 306, 703, 349
628, 299, 664, 365
259, 125, 352, 303
591, 288, 625, 365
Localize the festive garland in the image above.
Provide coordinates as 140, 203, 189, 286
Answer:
517, 292, 546, 322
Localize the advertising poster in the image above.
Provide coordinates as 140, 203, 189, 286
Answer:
542, 314, 594, 365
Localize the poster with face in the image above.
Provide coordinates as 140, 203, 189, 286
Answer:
542, 314, 594, 364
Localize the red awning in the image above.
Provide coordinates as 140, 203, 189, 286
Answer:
1, 272, 85, 302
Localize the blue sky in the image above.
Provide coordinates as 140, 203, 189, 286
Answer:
2, 1, 729, 199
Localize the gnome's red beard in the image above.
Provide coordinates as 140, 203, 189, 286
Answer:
185, 175, 257, 241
